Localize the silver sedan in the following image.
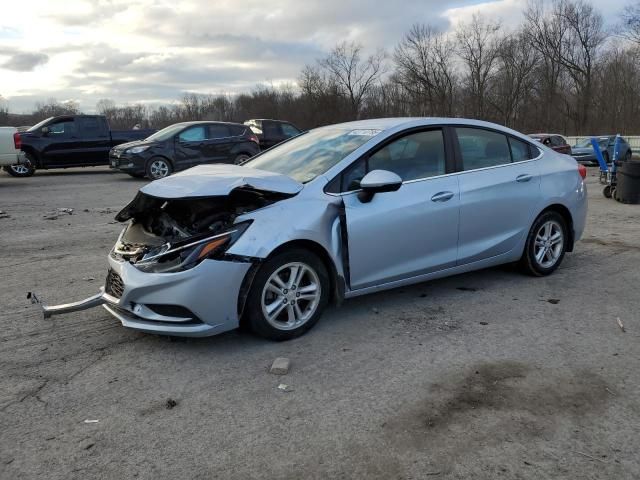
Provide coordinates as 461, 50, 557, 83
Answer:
43, 118, 588, 340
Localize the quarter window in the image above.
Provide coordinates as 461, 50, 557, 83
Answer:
509, 137, 534, 162
281, 123, 300, 137
456, 128, 511, 170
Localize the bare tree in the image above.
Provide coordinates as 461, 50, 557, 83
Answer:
456, 15, 502, 118
394, 24, 457, 116
621, 2, 640, 45
0, 95, 8, 125
319, 42, 386, 118
488, 31, 540, 127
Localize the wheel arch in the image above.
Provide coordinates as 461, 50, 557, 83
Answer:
236, 238, 345, 322
536, 203, 575, 252
21, 146, 42, 168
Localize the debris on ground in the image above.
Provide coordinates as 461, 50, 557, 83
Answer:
83, 419, 99, 424
479, 321, 489, 326
84, 443, 95, 450
372, 307, 379, 314
277, 383, 293, 392
57, 208, 74, 215
83, 277, 96, 282
617, 317, 626, 333
547, 298, 560, 304
165, 398, 178, 409
0, 209, 10, 219
457, 286, 478, 292
27, 292, 40, 304
270, 357, 291, 375
43, 212, 59, 220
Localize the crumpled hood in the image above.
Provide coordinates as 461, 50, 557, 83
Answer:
140, 164, 304, 198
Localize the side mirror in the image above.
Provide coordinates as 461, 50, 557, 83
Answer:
41, 126, 49, 135
358, 169, 402, 203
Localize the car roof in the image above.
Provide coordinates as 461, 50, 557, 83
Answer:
529, 133, 564, 137
317, 117, 530, 137
174, 121, 245, 127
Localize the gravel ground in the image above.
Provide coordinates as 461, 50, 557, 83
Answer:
0, 166, 639, 480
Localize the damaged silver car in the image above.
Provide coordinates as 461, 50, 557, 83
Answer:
42, 118, 587, 340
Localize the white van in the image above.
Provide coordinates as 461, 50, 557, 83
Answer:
0, 126, 26, 168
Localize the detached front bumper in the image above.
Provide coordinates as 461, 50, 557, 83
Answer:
43, 257, 253, 337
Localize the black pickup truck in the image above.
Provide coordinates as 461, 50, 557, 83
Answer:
8, 115, 155, 177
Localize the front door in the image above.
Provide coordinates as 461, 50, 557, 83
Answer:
342, 128, 460, 290
174, 125, 208, 170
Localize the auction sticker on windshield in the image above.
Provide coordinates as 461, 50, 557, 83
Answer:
348, 129, 381, 136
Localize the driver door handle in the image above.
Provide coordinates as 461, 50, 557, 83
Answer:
516, 174, 533, 183
431, 191, 454, 202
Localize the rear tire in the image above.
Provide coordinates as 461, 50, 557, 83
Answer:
5, 154, 36, 177
244, 248, 329, 341
603, 185, 612, 198
520, 211, 568, 277
145, 157, 172, 180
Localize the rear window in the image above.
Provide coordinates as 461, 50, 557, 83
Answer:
230, 125, 247, 136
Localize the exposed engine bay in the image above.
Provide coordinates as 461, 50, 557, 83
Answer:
112, 187, 292, 271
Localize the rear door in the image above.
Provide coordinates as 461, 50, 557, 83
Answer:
341, 127, 460, 290
454, 127, 541, 265
76, 116, 111, 164
262, 121, 284, 149
200, 124, 233, 163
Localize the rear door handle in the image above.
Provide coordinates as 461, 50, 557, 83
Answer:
516, 174, 533, 183
431, 191, 454, 202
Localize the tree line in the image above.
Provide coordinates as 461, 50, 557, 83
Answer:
2, 0, 640, 136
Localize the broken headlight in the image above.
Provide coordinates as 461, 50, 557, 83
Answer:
130, 221, 251, 273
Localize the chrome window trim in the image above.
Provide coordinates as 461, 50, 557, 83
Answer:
325, 148, 544, 197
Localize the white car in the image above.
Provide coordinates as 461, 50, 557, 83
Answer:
0, 126, 26, 169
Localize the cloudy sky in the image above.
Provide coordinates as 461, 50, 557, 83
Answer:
0, 0, 629, 113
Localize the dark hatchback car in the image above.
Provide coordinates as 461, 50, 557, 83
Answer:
529, 133, 572, 155
110, 121, 261, 179
244, 119, 301, 150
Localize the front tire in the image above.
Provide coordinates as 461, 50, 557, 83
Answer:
234, 153, 251, 165
520, 211, 568, 277
145, 157, 172, 180
5, 154, 36, 177
244, 249, 329, 341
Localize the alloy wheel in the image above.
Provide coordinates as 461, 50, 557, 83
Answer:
534, 220, 564, 269
261, 262, 322, 331
10, 164, 30, 175
149, 159, 170, 179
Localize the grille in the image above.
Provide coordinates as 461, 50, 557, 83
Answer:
105, 269, 125, 298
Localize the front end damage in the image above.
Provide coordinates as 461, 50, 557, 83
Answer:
39, 165, 302, 336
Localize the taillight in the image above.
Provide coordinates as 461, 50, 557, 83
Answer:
578, 164, 587, 179
13, 132, 21, 150
249, 134, 259, 144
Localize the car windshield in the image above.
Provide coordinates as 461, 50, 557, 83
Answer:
27, 117, 54, 132
575, 138, 608, 148
243, 128, 379, 183
145, 124, 187, 142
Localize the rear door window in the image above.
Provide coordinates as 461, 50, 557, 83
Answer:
207, 124, 231, 139
263, 121, 280, 138
229, 125, 247, 137
455, 128, 511, 170
79, 117, 108, 138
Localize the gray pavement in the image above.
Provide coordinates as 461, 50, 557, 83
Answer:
0, 166, 638, 479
